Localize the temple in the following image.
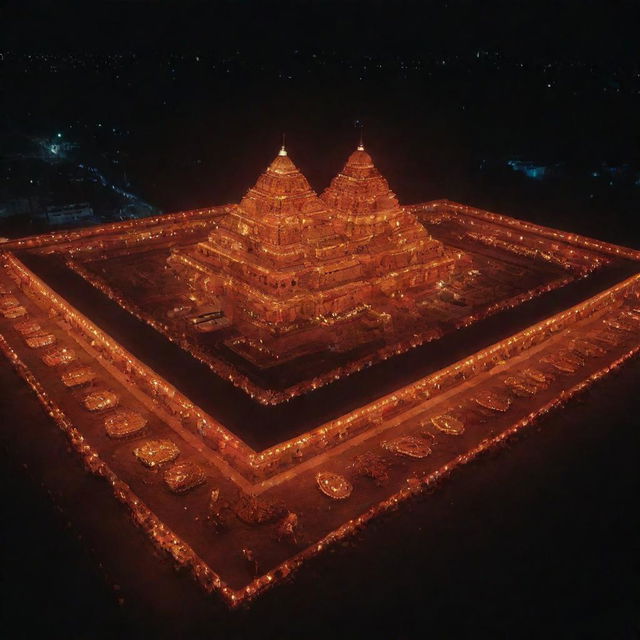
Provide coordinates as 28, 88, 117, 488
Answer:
2, 131, 638, 609
167, 143, 460, 365
321, 143, 452, 290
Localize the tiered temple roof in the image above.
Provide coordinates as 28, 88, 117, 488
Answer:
168, 147, 376, 358
321, 144, 446, 283
168, 143, 460, 364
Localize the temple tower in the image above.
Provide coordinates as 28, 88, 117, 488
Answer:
168, 142, 462, 365
168, 146, 378, 360
322, 144, 450, 290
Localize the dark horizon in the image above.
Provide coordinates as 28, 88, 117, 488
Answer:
2, 2, 639, 246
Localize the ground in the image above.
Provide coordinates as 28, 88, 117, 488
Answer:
1, 351, 638, 638
1, 201, 638, 605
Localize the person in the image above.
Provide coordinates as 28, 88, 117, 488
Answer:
242, 547, 258, 577
207, 489, 230, 533
276, 512, 299, 545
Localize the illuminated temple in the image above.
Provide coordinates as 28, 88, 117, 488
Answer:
168, 144, 459, 364
1, 132, 639, 609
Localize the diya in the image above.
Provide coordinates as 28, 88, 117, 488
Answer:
61, 366, 96, 387
164, 461, 207, 494
104, 409, 147, 439
431, 414, 465, 435
316, 471, 353, 499
382, 435, 432, 458
83, 390, 119, 412
134, 439, 180, 468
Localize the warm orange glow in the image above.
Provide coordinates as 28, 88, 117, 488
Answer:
167, 147, 461, 366
0, 153, 638, 609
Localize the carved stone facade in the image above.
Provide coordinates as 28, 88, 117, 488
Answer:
168, 146, 459, 364
322, 145, 447, 291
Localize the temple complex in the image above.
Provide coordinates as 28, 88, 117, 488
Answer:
167, 144, 459, 365
1, 139, 638, 608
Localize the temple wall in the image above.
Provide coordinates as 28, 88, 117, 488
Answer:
248, 272, 640, 477
5, 249, 637, 484
1, 205, 230, 255
2, 251, 259, 481
412, 200, 640, 263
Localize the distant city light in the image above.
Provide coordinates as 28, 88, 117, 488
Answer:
507, 160, 547, 180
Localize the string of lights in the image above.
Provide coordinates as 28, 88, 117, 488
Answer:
3, 250, 638, 483
1, 312, 637, 608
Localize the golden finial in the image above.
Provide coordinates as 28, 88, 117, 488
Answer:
357, 124, 364, 151
279, 132, 287, 156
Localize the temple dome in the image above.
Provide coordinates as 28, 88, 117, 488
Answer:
345, 147, 374, 169
321, 145, 399, 215
321, 144, 445, 273
266, 150, 300, 176
242, 149, 323, 210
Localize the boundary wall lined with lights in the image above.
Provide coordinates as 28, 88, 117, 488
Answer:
5, 197, 636, 264
2, 251, 256, 476
412, 200, 640, 263
247, 272, 639, 477
54, 200, 614, 407
65, 256, 571, 405
0, 205, 229, 254
3, 248, 639, 484
8, 197, 631, 408
1, 309, 638, 608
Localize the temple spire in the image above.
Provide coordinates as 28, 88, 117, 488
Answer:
279, 132, 287, 156
357, 123, 364, 151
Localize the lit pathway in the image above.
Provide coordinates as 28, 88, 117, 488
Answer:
250, 304, 611, 494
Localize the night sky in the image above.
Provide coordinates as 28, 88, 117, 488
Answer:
2, 0, 639, 234
3, 1, 639, 59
